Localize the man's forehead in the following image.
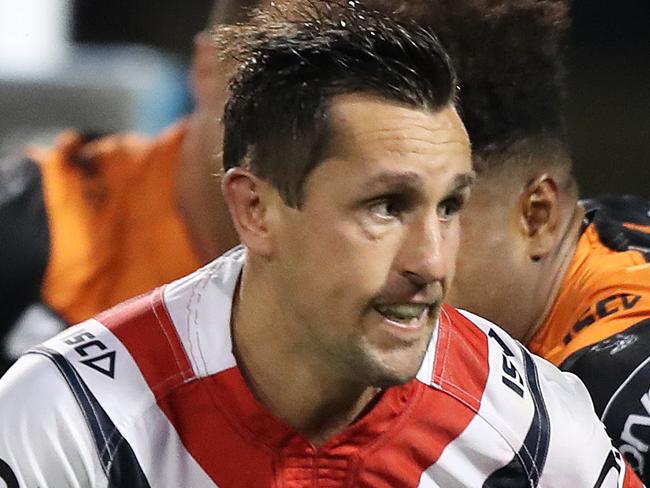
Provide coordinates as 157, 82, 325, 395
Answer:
359, 170, 475, 194
326, 94, 469, 155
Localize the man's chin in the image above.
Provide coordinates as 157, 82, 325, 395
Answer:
368, 369, 419, 389
363, 343, 431, 388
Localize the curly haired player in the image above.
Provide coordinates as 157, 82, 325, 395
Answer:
364, 0, 650, 482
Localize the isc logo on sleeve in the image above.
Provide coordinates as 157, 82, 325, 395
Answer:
61, 329, 117, 379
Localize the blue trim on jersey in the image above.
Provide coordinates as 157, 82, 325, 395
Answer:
593, 449, 625, 488
28, 346, 151, 488
518, 346, 551, 484
0, 458, 19, 488
482, 458, 528, 488
483, 347, 551, 487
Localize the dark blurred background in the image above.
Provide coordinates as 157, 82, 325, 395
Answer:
0, 0, 648, 197
567, 0, 649, 198
72, 0, 213, 58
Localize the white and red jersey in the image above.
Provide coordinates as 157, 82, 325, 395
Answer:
0, 247, 643, 487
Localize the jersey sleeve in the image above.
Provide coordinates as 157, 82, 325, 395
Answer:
0, 354, 106, 488
561, 317, 650, 484
532, 352, 644, 487
457, 309, 645, 486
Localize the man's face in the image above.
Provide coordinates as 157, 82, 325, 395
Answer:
268, 94, 473, 387
446, 170, 531, 337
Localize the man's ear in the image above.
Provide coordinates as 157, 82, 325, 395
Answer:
222, 168, 273, 257
519, 174, 560, 262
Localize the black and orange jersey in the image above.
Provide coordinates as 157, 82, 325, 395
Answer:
529, 195, 650, 480
0, 123, 202, 371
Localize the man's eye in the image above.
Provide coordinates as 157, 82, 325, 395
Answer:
368, 197, 405, 220
438, 196, 465, 221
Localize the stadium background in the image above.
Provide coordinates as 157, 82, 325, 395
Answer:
0, 0, 648, 196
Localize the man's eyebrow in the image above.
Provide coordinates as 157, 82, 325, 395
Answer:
360, 171, 424, 194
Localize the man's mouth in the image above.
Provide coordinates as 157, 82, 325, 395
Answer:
373, 303, 430, 329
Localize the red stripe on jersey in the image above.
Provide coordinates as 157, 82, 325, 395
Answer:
96, 292, 492, 486
99, 289, 275, 485
96, 288, 194, 395
357, 382, 480, 487
156, 369, 279, 487
433, 305, 490, 411
625, 462, 644, 488
355, 307, 490, 486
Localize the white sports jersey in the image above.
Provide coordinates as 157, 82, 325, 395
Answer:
0, 247, 643, 487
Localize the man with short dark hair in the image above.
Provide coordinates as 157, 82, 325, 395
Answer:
0, 2, 643, 486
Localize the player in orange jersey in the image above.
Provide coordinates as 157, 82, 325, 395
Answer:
362, 0, 650, 482
0, 0, 262, 372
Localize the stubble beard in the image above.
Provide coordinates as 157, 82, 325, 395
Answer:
343, 302, 441, 389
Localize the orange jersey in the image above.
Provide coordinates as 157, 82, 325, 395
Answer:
530, 197, 650, 366
529, 195, 650, 480
30, 123, 202, 325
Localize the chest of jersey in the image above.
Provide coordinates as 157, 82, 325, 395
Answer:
105, 369, 514, 488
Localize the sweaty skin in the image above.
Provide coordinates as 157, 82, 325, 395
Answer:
447, 163, 584, 341
227, 93, 473, 445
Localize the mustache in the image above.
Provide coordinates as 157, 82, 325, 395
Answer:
369, 274, 445, 308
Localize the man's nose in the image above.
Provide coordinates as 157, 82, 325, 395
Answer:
398, 216, 446, 288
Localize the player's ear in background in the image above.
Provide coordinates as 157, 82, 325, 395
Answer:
519, 174, 561, 262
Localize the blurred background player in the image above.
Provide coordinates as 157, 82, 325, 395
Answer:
0, 0, 263, 373
360, 0, 650, 481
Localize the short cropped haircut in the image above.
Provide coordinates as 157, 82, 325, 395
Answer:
363, 0, 571, 173
215, 1, 457, 207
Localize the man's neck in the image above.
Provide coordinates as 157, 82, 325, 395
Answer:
231, 271, 381, 446
523, 202, 586, 344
